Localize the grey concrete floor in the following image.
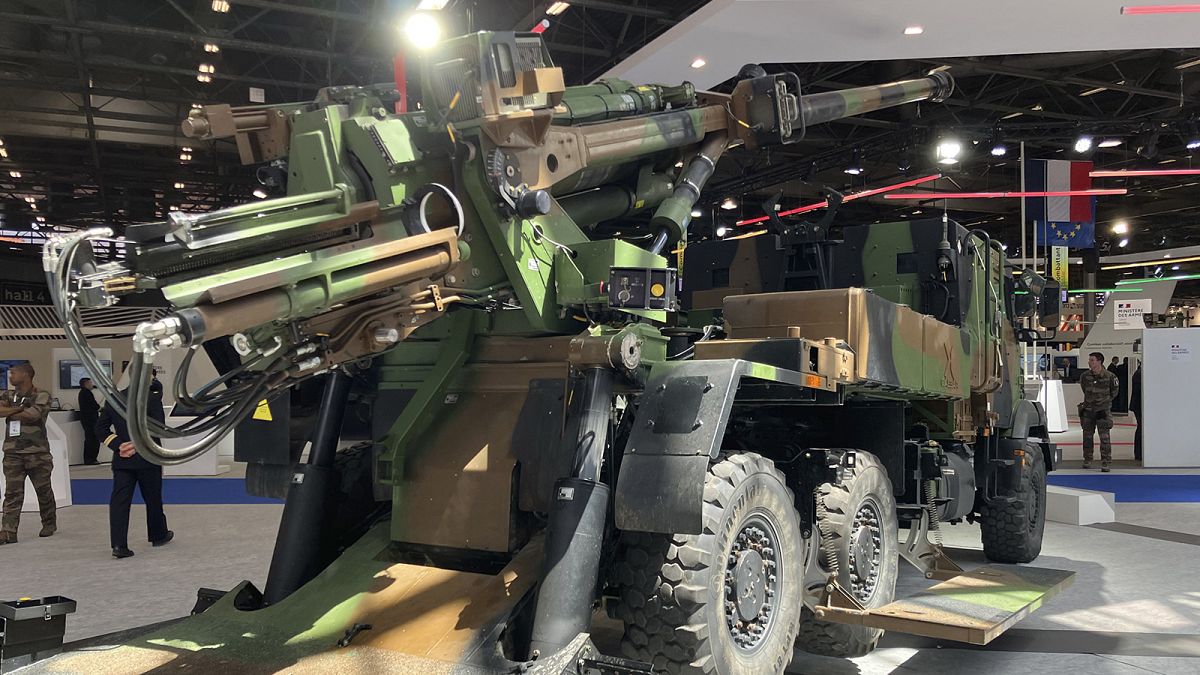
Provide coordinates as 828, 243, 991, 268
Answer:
0, 503, 282, 643
6, 442, 1200, 674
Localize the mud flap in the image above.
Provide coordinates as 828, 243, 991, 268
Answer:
814, 564, 1074, 645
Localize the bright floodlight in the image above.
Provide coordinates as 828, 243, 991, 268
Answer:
404, 12, 441, 50
1112, 221, 1129, 235
935, 139, 961, 164
716, 225, 729, 237
720, 197, 737, 210
1074, 136, 1093, 153
690, 208, 703, 218
1118, 238, 1129, 248
991, 144, 1007, 157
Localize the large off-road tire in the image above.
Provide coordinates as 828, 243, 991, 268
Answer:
613, 453, 804, 675
795, 451, 899, 659
980, 442, 1046, 564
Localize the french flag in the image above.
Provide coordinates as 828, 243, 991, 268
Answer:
1024, 159, 1095, 224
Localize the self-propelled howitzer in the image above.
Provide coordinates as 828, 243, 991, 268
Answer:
34, 30, 1069, 675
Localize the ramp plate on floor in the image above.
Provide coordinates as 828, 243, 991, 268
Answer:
817, 564, 1075, 645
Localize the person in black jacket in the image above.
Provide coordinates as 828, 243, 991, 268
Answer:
78, 378, 100, 465
1130, 364, 1143, 463
96, 390, 173, 558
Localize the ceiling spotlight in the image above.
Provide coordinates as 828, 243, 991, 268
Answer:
721, 197, 738, 210
211, 0, 230, 12
0, 137, 4, 146
1112, 221, 1129, 234
203, 43, 220, 53
935, 139, 962, 165
0, 147, 8, 158
990, 143, 1007, 157
844, 165, 863, 176
903, 26, 924, 35
547, 1, 571, 15
191, 103, 203, 110
8, 171, 20, 178
24, 196, 35, 203
1118, 238, 1129, 248
169, 205, 180, 211
715, 225, 729, 238
196, 73, 212, 83
690, 57, 706, 69
1074, 136, 1094, 153
174, 182, 185, 189
1188, 139, 1200, 151
403, 12, 442, 50
35, 216, 45, 223
253, 188, 268, 199
1098, 138, 1123, 148
179, 152, 192, 161
690, 208, 703, 218
416, 0, 450, 9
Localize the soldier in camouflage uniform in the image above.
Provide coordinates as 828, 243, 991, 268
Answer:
0, 362, 56, 544
1079, 351, 1120, 472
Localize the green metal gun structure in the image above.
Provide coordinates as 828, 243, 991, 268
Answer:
40, 30, 1070, 675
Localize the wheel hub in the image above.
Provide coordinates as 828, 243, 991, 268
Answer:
847, 502, 883, 604
724, 515, 780, 652
733, 549, 766, 621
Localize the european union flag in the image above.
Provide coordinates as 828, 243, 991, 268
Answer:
1038, 219, 1095, 249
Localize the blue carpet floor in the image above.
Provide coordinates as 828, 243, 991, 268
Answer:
1047, 474, 1200, 502
70, 478, 282, 505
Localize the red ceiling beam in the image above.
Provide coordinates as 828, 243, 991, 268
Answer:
735, 174, 942, 226
1090, 168, 1200, 177
1121, 4, 1200, 14
884, 189, 1127, 199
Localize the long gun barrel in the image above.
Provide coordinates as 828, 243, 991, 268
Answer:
798, 72, 954, 128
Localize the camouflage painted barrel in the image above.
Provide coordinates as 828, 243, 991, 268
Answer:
798, 72, 954, 127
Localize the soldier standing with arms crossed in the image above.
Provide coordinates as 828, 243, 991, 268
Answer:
1079, 351, 1121, 472
0, 363, 56, 544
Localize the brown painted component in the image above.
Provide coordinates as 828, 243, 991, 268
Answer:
396, 360, 568, 553
182, 103, 292, 164
351, 536, 545, 661
814, 565, 1075, 645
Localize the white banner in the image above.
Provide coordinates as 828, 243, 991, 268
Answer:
1114, 299, 1152, 330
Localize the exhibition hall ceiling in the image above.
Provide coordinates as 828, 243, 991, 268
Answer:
0, 0, 1198, 293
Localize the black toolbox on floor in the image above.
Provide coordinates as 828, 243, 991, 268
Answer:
1, 596, 76, 673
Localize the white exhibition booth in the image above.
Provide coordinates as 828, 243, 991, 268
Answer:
1142, 327, 1200, 468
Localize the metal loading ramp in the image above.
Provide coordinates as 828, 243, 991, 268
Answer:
816, 565, 1075, 645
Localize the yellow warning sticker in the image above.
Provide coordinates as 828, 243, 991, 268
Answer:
253, 399, 272, 422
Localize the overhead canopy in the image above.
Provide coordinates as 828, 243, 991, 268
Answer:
606, 0, 1200, 88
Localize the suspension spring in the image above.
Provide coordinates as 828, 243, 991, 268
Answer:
924, 480, 944, 548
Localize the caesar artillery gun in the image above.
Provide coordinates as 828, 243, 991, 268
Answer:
37, 30, 1068, 675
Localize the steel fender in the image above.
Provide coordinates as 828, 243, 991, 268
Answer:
614, 359, 806, 533
1009, 398, 1045, 440
615, 453, 710, 534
